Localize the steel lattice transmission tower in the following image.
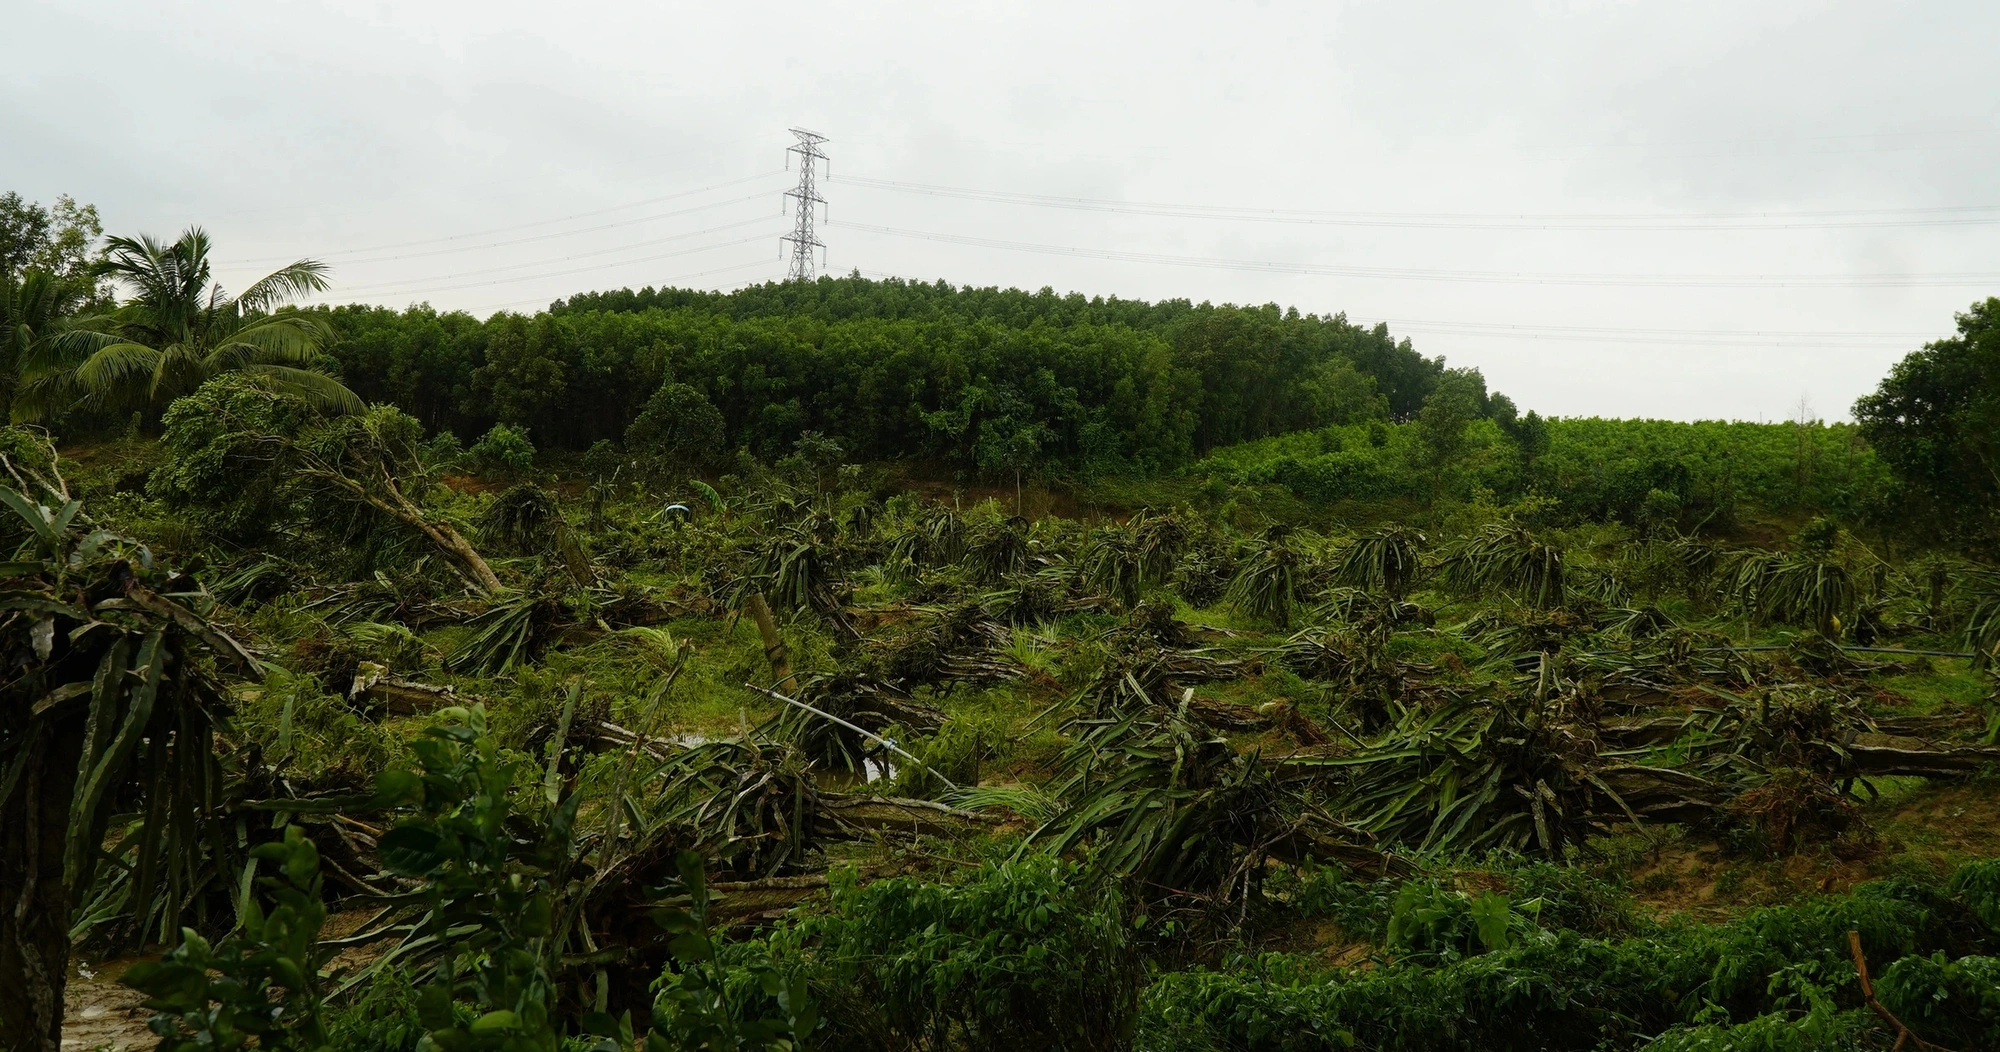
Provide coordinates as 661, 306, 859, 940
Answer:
781, 128, 829, 282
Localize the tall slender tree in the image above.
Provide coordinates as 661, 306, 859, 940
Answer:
0, 269, 84, 418
13, 227, 361, 422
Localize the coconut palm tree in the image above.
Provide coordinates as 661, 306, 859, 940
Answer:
12, 227, 361, 421
0, 268, 83, 417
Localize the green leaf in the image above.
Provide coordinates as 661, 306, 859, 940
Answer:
469, 1009, 520, 1033
416, 984, 457, 1029
370, 767, 424, 806
376, 824, 448, 876
121, 960, 208, 1005
668, 931, 715, 963
1470, 891, 1513, 953
521, 893, 552, 937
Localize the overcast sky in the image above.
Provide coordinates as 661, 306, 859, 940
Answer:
8, 0, 1998, 422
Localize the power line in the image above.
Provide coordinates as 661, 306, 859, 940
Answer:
317, 233, 776, 300
129, 135, 795, 225
223, 172, 786, 265
782, 129, 829, 281
1377, 322, 1922, 350
313, 215, 782, 294
835, 220, 2000, 288
845, 269, 1938, 351
458, 258, 776, 315
833, 173, 2000, 230
262, 193, 779, 273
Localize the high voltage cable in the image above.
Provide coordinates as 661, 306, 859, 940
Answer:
460, 259, 776, 315
320, 191, 774, 267
322, 233, 775, 299
232, 190, 775, 270
1344, 320, 1921, 350
1376, 320, 1933, 339
317, 215, 782, 293
833, 174, 2000, 230
224, 172, 786, 265
834, 220, 2000, 288
1380, 324, 1919, 350
847, 268, 1938, 350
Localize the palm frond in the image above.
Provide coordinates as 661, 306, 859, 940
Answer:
220, 311, 336, 362
235, 260, 332, 313
69, 343, 166, 410
16, 324, 123, 377
237, 364, 365, 416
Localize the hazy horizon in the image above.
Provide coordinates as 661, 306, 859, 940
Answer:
7, 0, 1997, 424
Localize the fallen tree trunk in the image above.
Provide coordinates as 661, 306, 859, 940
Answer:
348, 662, 469, 715
1594, 763, 1730, 825
1847, 740, 2000, 777
817, 794, 996, 837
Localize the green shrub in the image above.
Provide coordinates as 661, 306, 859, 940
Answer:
1876, 952, 2000, 1048
625, 382, 726, 472
646, 850, 816, 1052
326, 968, 437, 1052
781, 855, 1139, 1052
471, 423, 536, 475
1640, 1008, 1874, 1052
121, 827, 332, 1052
1949, 858, 2000, 931
1135, 877, 1996, 1052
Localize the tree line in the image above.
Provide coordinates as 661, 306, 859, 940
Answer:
323, 275, 1456, 472
6, 188, 2000, 550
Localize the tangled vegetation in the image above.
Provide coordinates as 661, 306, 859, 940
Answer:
6, 194, 2000, 1050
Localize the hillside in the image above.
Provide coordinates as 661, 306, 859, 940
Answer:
6, 252, 2000, 1050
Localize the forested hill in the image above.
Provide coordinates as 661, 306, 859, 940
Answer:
324, 274, 1463, 467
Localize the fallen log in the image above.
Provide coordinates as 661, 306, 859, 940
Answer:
708, 874, 832, 922
818, 794, 997, 837
1594, 763, 1730, 824
348, 661, 467, 715
1847, 741, 2000, 778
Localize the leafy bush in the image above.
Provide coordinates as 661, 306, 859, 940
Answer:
471, 423, 536, 476
149, 374, 313, 540
1384, 882, 1520, 962
1876, 952, 2000, 1048
325, 968, 436, 1052
1949, 858, 2000, 930
367, 703, 579, 1051
779, 855, 1139, 1052
626, 381, 725, 470
1135, 875, 1998, 1052
1640, 1008, 1874, 1052
645, 849, 817, 1052
122, 827, 332, 1052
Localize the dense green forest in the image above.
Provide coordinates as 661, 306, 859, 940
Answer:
7, 194, 2000, 1052
322, 278, 1450, 468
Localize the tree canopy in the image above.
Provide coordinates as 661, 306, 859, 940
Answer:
1854, 296, 2000, 552
13, 228, 361, 422
324, 275, 1470, 477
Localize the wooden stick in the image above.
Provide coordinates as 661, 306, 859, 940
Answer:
742, 592, 795, 692
1849, 930, 1954, 1052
